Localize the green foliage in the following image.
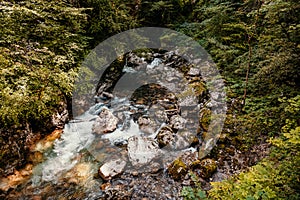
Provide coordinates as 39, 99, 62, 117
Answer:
137, 0, 194, 27
209, 125, 300, 199
0, 1, 299, 198
78, 0, 139, 48
0, 0, 89, 129
181, 172, 208, 200
208, 97, 300, 199
251, 0, 300, 95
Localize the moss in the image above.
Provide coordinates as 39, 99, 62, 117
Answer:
191, 158, 217, 179
168, 158, 188, 180
199, 108, 212, 132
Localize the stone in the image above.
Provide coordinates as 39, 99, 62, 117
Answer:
127, 136, 160, 167
138, 116, 159, 134
156, 126, 174, 148
168, 158, 188, 180
51, 102, 68, 128
65, 162, 94, 186
32, 129, 62, 152
199, 108, 211, 131
100, 182, 111, 190
92, 108, 118, 134
143, 162, 162, 174
169, 115, 186, 130
191, 158, 217, 179
158, 99, 178, 110
211, 171, 228, 182
99, 159, 127, 180
171, 130, 196, 150
148, 104, 168, 123
187, 67, 200, 76
0, 164, 33, 191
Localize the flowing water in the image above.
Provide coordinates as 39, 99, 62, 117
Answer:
4, 52, 217, 199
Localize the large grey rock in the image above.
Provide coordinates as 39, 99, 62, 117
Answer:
92, 108, 118, 134
99, 159, 127, 180
171, 130, 195, 150
127, 136, 160, 167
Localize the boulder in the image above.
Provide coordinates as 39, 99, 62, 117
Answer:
168, 158, 188, 180
99, 159, 127, 180
127, 136, 160, 167
191, 158, 217, 179
92, 108, 118, 134
171, 130, 197, 150
148, 104, 168, 123
65, 162, 94, 186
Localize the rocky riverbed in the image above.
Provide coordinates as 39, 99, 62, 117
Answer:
1, 49, 269, 199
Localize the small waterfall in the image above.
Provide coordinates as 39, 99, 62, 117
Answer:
31, 103, 106, 184
31, 98, 138, 185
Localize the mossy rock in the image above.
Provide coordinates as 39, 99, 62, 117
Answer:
191, 158, 217, 179
168, 158, 188, 180
199, 108, 212, 131
190, 81, 207, 98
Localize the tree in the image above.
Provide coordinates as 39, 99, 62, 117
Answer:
0, 0, 89, 175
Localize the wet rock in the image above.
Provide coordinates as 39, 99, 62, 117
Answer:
169, 115, 186, 130
138, 116, 159, 134
165, 108, 179, 116
156, 126, 174, 148
127, 52, 147, 65
101, 91, 114, 99
92, 108, 119, 134
127, 136, 160, 167
51, 109, 68, 129
0, 164, 33, 191
31, 129, 63, 152
168, 158, 188, 180
130, 83, 171, 107
65, 162, 95, 186
99, 159, 127, 180
28, 151, 44, 164
158, 99, 178, 110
